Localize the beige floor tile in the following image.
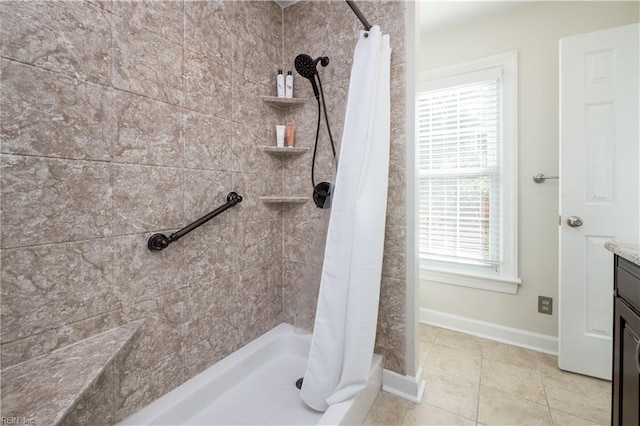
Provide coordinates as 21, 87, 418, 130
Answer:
420, 341, 433, 367
480, 358, 546, 404
478, 385, 551, 425
420, 323, 440, 344
481, 339, 539, 368
550, 408, 601, 425
402, 402, 476, 425
434, 328, 485, 356
363, 391, 410, 426
541, 375, 610, 425
536, 353, 568, 380
422, 367, 480, 421
427, 344, 482, 383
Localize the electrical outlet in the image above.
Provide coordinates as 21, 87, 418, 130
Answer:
538, 296, 553, 315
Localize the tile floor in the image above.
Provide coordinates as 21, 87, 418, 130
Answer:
364, 323, 611, 425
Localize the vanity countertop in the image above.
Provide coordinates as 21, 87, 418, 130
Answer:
605, 242, 640, 267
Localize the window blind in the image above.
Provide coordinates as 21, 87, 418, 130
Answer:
418, 79, 502, 267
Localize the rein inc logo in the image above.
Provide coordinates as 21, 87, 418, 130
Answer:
1, 418, 34, 425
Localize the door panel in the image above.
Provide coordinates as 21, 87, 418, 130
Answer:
559, 23, 640, 379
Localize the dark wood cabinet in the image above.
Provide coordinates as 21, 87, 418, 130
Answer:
612, 255, 640, 425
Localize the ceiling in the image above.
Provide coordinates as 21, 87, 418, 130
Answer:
274, 0, 530, 34
419, 1, 529, 34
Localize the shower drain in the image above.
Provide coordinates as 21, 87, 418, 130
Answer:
295, 378, 303, 390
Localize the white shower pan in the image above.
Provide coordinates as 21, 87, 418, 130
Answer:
120, 323, 382, 425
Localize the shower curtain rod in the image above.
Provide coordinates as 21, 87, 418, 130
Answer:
346, 0, 372, 31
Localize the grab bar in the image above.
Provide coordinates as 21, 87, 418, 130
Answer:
147, 192, 243, 251
533, 173, 559, 183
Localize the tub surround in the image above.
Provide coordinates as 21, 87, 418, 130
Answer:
1, 322, 140, 425
0, 0, 408, 420
605, 242, 640, 266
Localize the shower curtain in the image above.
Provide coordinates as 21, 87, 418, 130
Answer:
300, 25, 391, 412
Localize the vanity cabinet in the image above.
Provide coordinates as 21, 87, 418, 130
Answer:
612, 255, 640, 425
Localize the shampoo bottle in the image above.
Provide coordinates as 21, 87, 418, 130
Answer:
277, 70, 285, 97
285, 71, 293, 98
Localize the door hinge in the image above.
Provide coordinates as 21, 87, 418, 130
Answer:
559, 215, 561, 226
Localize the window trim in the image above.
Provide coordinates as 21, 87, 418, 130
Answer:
418, 51, 520, 294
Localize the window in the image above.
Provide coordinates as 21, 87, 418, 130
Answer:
418, 52, 520, 294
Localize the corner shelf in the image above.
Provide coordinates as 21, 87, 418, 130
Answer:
260, 196, 309, 205
261, 96, 306, 109
258, 146, 309, 157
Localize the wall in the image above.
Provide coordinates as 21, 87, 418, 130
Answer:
282, 0, 408, 374
0, 0, 285, 420
419, 1, 640, 336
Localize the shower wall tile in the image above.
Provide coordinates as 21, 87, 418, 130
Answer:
87, 0, 113, 12
116, 291, 185, 378
236, 262, 284, 342
111, 164, 183, 234
182, 223, 238, 286
184, 51, 233, 120
235, 0, 282, 48
112, 234, 185, 304
234, 29, 281, 88
0, 60, 114, 162
115, 352, 186, 422
112, 16, 183, 106
232, 122, 281, 174
183, 111, 236, 171
283, 260, 321, 331
233, 73, 281, 126
376, 276, 407, 373
390, 64, 407, 174
113, 90, 182, 166
236, 219, 282, 272
183, 169, 233, 226
0, 155, 112, 248
183, 268, 242, 351
232, 172, 283, 223
184, 0, 234, 65
0, 1, 112, 85
0, 240, 116, 343
386, 171, 406, 227
382, 225, 407, 281
182, 338, 222, 379
112, 0, 184, 45
283, 207, 331, 265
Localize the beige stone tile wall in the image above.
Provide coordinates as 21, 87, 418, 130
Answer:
282, 0, 407, 374
1, 0, 285, 420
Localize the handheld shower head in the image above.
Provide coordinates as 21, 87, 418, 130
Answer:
294, 54, 320, 99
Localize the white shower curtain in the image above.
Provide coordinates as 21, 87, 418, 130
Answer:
300, 25, 391, 412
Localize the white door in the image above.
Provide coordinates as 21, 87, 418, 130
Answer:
559, 23, 640, 380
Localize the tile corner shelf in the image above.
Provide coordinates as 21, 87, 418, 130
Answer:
258, 146, 309, 157
260, 196, 309, 204
260, 96, 306, 109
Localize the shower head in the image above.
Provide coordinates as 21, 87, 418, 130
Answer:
295, 54, 320, 99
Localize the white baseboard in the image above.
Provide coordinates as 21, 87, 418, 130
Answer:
381, 366, 426, 404
420, 308, 558, 355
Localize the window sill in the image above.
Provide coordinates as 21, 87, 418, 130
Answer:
420, 267, 521, 294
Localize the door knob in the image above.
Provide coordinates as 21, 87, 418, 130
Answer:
567, 216, 583, 227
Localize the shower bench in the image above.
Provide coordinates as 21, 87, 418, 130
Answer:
0, 322, 140, 425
